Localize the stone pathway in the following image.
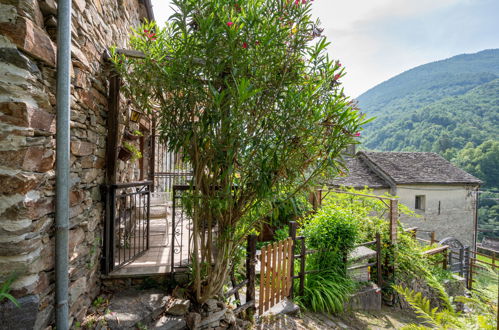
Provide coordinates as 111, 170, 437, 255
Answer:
257, 307, 421, 329
82, 288, 187, 330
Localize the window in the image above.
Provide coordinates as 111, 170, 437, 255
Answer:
415, 195, 426, 211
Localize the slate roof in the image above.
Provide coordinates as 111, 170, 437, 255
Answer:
332, 157, 390, 188
359, 151, 482, 185
330, 151, 482, 187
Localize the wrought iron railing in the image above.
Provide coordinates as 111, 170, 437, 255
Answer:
153, 138, 192, 199
171, 185, 194, 272
103, 181, 152, 274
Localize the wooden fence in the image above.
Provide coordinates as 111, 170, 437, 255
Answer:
224, 235, 256, 318
258, 238, 294, 314
468, 247, 499, 290
422, 245, 449, 269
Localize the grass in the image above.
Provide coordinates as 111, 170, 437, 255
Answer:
476, 254, 495, 265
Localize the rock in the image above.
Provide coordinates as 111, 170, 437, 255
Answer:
152, 315, 187, 330
0, 147, 54, 173
0, 295, 39, 329
204, 298, 219, 312
0, 172, 39, 195
262, 298, 300, 317
39, 0, 57, 16
345, 282, 382, 311
0, 16, 56, 66
70, 141, 95, 156
69, 276, 87, 304
223, 310, 236, 326
166, 298, 191, 316
199, 308, 226, 328
186, 312, 201, 330
103, 289, 169, 329
236, 318, 251, 329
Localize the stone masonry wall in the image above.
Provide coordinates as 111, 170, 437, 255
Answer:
0, 0, 149, 328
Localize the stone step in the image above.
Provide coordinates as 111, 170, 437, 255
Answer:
344, 282, 382, 312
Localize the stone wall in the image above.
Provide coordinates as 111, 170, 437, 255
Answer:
396, 184, 477, 246
0, 0, 150, 328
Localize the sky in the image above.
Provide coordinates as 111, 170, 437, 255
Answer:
150, 0, 499, 97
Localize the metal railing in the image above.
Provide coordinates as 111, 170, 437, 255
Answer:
103, 181, 151, 274
153, 138, 192, 199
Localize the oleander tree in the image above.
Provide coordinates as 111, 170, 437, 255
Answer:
112, 0, 365, 303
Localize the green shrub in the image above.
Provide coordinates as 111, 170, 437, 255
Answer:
301, 206, 358, 272
295, 201, 359, 312
295, 270, 356, 314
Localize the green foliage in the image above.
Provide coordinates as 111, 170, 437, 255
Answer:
0, 274, 19, 307
478, 190, 499, 240
273, 226, 289, 242
301, 205, 358, 272
393, 285, 461, 329
294, 270, 356, 314
394, 269, 498, 330
112, 0, 364, 302
360, 78, 499, 158
268, 193, 311, 229
451, 140, 499, 187
123, 142, 143, 161
295, 193, 360, 312
321, 187, 455, 309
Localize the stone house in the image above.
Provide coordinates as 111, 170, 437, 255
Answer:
331, 151, 481, 246
0, 0, 156, 328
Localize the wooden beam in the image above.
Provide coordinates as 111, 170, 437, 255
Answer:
105, 74, 121, 184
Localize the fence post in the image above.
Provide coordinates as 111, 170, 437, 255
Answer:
430, 231, 436, 245
389, 199, 398, 243
246, 234, 257, 319
442, 250, 450, 275
468, 250, 474, 289
289, 221, 297, 299
376, 233, 382, 287
299, 238, 306, 297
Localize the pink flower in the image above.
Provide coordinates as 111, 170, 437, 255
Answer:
143, 29, 149, 33
255, 40, 260, 46
354, 132, 361, 137
227, 21, 234, 27
334, 73, 341, 81
147, 33, 156, 40
242, 42, 248, 49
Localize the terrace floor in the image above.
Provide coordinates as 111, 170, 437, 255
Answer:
110, 217, 171, 277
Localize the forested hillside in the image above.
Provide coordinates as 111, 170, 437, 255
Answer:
357, 49, 499, 239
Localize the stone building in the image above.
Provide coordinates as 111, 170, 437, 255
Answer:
331, 151, 481, 246
0, 0, 155, 328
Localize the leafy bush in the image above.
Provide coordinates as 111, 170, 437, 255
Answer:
319, 187, 456, 308
295, 199, 359, 312
301, 206, 358, 272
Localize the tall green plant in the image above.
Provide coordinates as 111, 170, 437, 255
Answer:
296, 200, 359, 312
0, 274, 19, 307
112, 0, 364, 302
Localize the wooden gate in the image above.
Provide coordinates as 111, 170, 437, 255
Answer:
259, 238, 294, 314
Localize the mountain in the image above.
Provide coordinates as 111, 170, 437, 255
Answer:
357, 48, 499, 170
356, 49, 499, 239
